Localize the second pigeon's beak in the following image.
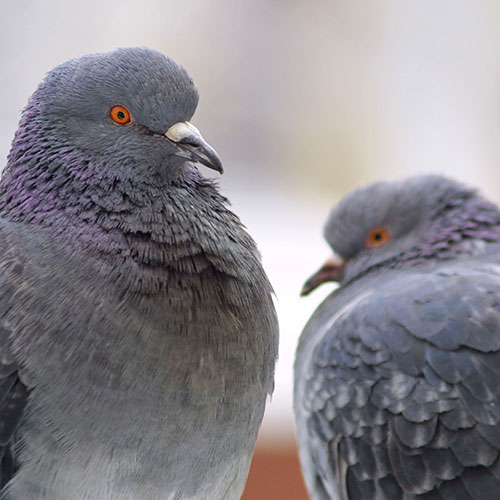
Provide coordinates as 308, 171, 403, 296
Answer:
301, 253, 346, 296
165, 121, 223, 174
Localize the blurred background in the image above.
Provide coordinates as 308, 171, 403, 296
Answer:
2, 1, 500, 498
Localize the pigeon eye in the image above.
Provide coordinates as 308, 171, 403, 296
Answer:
365, 227, 391, 248
110, 105, 131, 125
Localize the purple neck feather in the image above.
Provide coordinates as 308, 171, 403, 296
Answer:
390, 193, 500, 269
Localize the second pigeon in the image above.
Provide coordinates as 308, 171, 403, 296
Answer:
295, 175, 500, 499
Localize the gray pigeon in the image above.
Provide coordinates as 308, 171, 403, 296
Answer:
294, 175, 500, 500
0, 47, 278, 499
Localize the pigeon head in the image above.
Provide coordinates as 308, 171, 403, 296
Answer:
5, 47, 221, 188
302, 175, 500, 295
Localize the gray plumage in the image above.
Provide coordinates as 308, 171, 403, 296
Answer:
0, 47, 278, 499
295, 176, 500, 499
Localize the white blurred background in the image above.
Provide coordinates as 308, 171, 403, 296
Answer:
2, 1, 500, 497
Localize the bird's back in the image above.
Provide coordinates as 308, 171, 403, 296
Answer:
295, 250, 500, 500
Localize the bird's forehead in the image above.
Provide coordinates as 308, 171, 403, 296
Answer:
326, 185, 395, 236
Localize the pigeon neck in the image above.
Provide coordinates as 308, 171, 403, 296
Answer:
384, 195, 500, 271
0, 134, 263, 296
406, 195, 500, 260
0, 160, 209, 253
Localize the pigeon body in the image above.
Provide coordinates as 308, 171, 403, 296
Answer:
295, 176, 500, 499
0, 47, 278, 499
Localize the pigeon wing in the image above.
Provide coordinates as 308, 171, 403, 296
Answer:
298, 264, 500, 499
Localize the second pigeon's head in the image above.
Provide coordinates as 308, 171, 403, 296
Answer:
9, 47, 222, 184
302, 175, 500, 295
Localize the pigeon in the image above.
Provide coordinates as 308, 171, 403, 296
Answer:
294, 175, 500, 500
0, 47, 278, 500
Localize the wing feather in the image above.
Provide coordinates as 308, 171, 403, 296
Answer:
296, 264, 500, 498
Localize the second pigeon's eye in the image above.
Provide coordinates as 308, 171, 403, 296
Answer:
110, 106, 132, 125
365, 227, 391, 248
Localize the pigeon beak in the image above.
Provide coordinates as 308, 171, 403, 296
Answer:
165, 121, 223, 174
301, 253, 346, 296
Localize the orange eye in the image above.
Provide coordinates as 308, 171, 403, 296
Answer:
365, 227, 391, 248
110, 105, 131, 125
